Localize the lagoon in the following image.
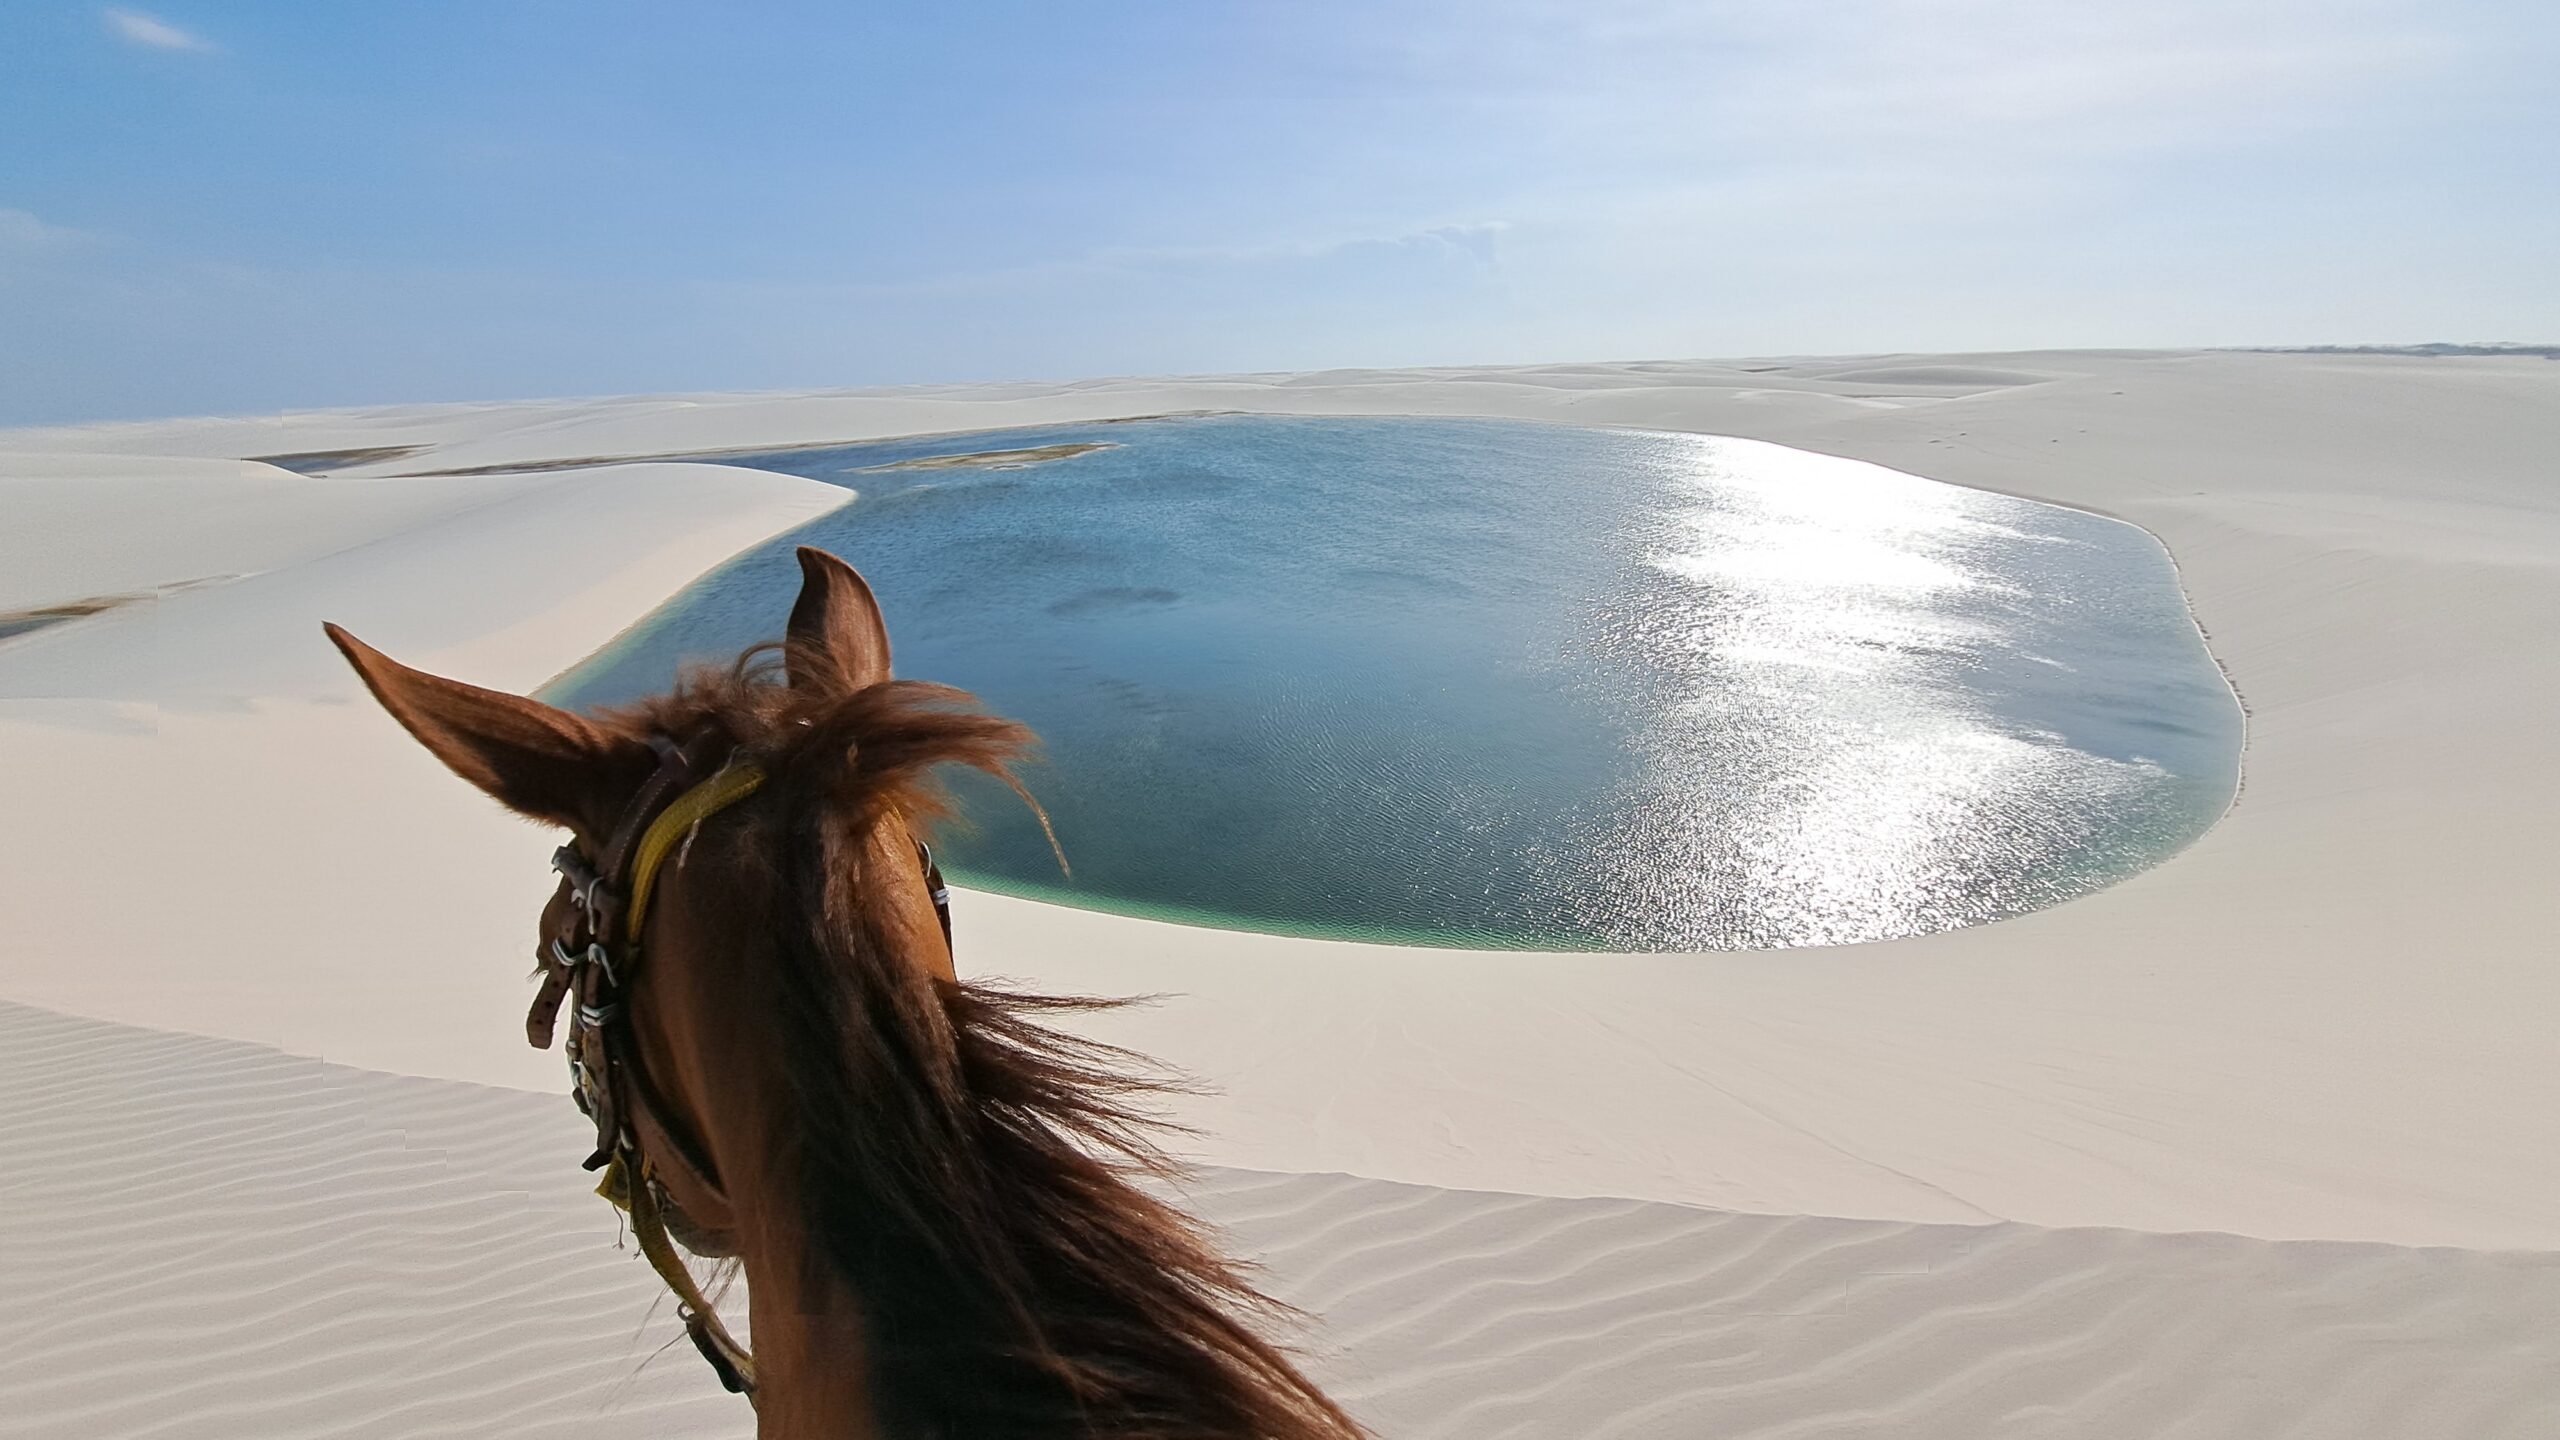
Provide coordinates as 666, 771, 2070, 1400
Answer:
548, 417, 2241, 950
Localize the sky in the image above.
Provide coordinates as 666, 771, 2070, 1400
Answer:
2, 0, 2555, 424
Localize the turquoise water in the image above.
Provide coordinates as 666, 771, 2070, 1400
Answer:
547, 417, 2241, 951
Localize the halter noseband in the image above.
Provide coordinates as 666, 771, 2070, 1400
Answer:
529, 730, 953, 1407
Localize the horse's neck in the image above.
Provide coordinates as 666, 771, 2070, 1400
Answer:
639, 874, 895, 1437
689, 988, 891, 1439
737, 1218, 883, 1440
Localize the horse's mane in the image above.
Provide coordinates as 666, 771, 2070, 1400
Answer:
605, 646, 1366, 1440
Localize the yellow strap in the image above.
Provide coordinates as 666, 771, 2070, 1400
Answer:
599, 754, 768, 1403
628, 1160, 760, 1400
626, 760, 766, 941
595, 1153, 633, 1210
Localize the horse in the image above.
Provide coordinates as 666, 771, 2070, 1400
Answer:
325, 546, 1365, 1440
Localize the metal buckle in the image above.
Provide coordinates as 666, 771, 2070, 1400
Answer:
551, 845, 608, 916
550, 936, 618, 987
682, 1305, 754, 1395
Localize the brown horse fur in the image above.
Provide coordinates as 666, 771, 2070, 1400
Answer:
326, 547, 1366, 1440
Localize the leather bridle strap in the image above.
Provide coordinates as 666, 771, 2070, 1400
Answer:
621, 1148, 758, 1396
531, 733, 769, 1403
603, 749, 768, 1398
526, 734, 723, 1052
527, 731, 959, 1408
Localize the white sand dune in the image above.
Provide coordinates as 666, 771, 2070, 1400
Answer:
16, 349, 2551, 1246
0, 456, 849, 1078
0, 454, 519, 618
0, 461, 844, 702
4, 349, 2556, 1432
1795, 364, 2056, 389
8, 1000, 2553, 1440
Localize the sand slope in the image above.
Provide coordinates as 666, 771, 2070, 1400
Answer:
7, 1000, 2553, 1440
0, 454, 536, 621
0, 459, 848, 1075
0, 460, 849, 700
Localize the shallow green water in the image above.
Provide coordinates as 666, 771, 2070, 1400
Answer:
548, 417, 2240, 951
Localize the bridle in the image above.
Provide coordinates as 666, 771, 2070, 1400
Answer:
529, 729, 954, 1406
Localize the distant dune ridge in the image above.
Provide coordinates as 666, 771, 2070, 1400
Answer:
2, 349, 2556, 1432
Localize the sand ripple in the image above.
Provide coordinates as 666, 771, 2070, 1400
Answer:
1191, 1170, 2560, 1438
5, 1002, 2552, 1438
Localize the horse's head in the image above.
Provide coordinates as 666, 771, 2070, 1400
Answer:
325, 546, 1362, 1439
323, 548, 1003, 1391
322, 547, 985, 1217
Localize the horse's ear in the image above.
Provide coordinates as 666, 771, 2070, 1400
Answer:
785, 545, 892, 693
323, 623, 645, 831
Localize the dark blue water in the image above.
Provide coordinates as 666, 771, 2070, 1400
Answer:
547, 417, 2241, 951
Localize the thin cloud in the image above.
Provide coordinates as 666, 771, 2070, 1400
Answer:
1342, 0, 2462, 172
701, 219, 1516, 310
0, 209, 99, 253
1094, 220, 1512, 270
105, 9, 216, 53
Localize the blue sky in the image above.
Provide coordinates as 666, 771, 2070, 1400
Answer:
3, 1, 2554, 424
